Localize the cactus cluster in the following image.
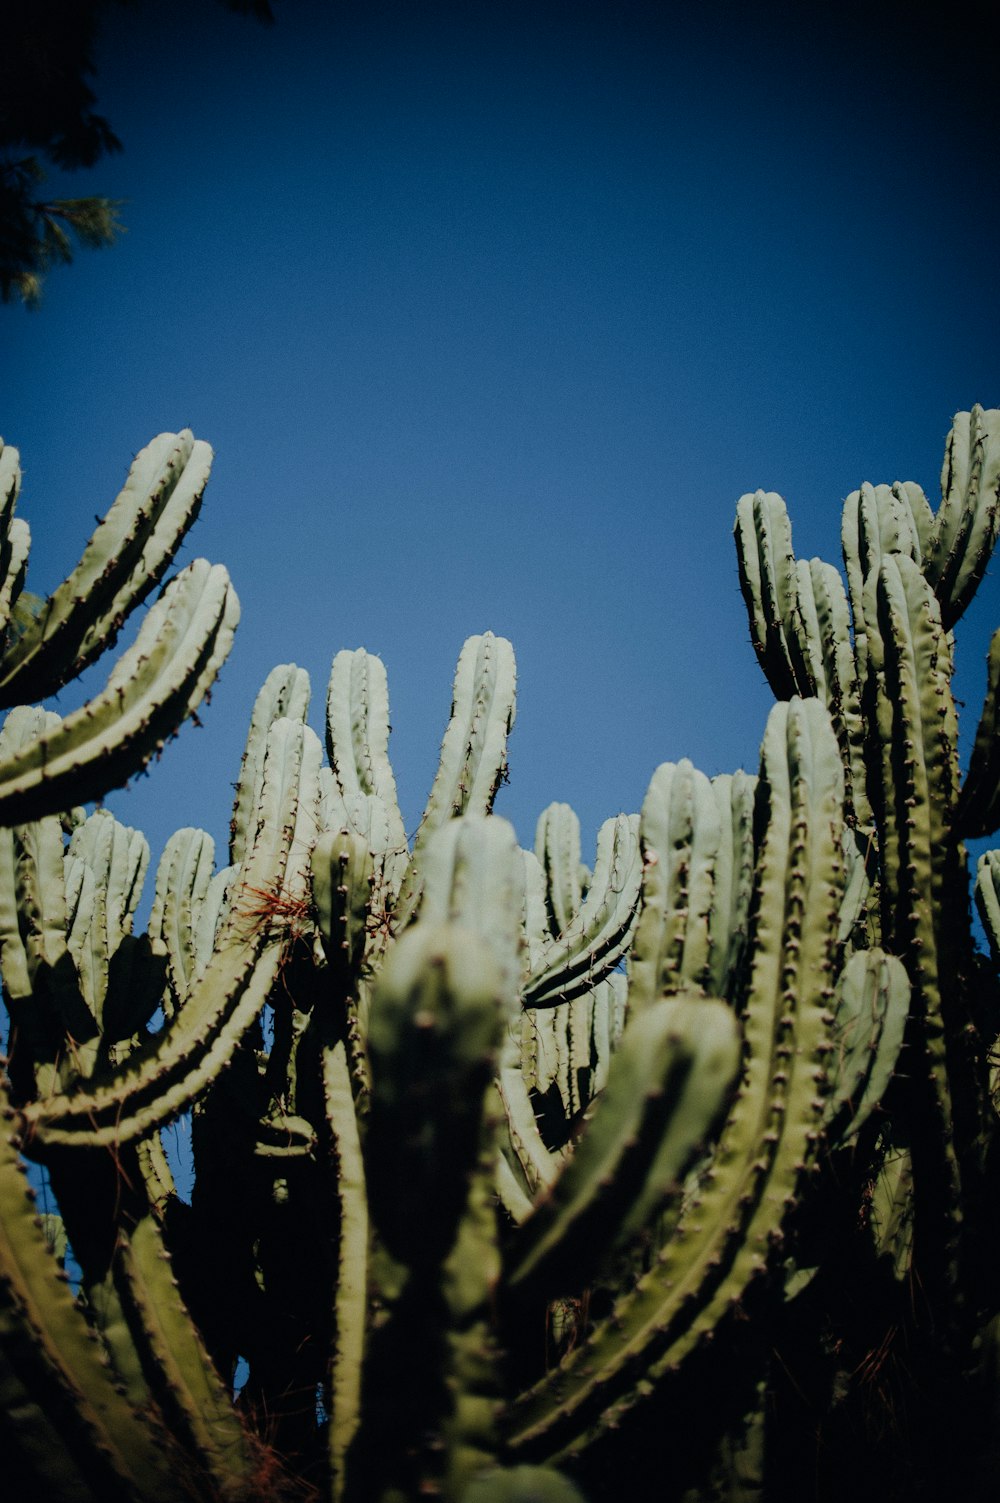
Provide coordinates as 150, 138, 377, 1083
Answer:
0, 411, 998, 1502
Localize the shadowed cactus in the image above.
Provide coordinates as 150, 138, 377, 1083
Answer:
1, 409, 999, 1502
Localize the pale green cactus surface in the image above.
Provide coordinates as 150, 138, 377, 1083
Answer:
1, 411, 999, 1503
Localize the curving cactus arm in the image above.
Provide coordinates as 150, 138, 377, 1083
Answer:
228, 662, 310, 865
507, 697, 845, 1463
734, 489, 814, 699
523, 813, 640, 1011
325, 648, 408, 892
628, 760, 721, 1009
0, 559, 239, 826
705, 770, 757, 1001
0, 431, 214, 708
975, 850, 1000, 964
505, 993, 740, 1306
147, 827, 217, 1019
922, 404, 1000, 629
534, 803, 585, 939
17, 718, 319, 1150
0, 441, 30, 648
359, 921, 512, 1499
824, 948, 910, 1143
394, 632, 516, 924
0, 1087, 184, 1503
861, 553, 967, 1294
108, 1212, 257, 1499
323, 1038, 369, 1501
956, 626, 1000, 840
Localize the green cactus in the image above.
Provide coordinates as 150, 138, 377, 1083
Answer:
0, 430, 237, 825
1, 406, 999, 1503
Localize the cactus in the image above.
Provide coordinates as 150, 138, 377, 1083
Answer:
1, 407, 999, 1503
0, 430, 237, 825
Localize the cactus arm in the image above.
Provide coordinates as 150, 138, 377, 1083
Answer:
507, 697, 844, 1462
363, 921, 512, 1501
842, 480, 926, 640
322, 1039, 368, 1501
0, 432, 213, 707
505, 994, 740, 1306
19, 719, 318, 1149
312, 825, 376, 1097
135, 1132, 177, 1217
799, 557, 871, 827
843, 482, 923, 579
63, 813, 149, 1042
111, 1214, 256, 1499
495, 1144, 537, 1224
0, 516, 30, 647
365, 922, 509, 1270
410, 816, 525, 1010
589, 972, 627, 1097
739, 483, 871, 833
0, 439, 19, 530
193, 866, 235, 979
522, 814, 640, 1010
19, 910, 279, 1153
0, 1089, 180, 1501
312, 826, 376, 980
71, 812, 148, 956
734, 490, 814, 698
863, 555, 965, 1286
427, 631, 517, 821
975, 851, 1000, 963
148, 829, 216, 1018
325, 649, 408, 892
791, 558, 829, 698
956, 627, 1000, 840
315, 792, 405, 1028
825, 949, 910, 1142
3, 813, 96, 1093
628, 761, 721, 1009
439, 1144, 504, 1502
706, 771, 757, 1001
495, 1066, 562, 1201
228, 663, 310, 865
534, 803, 584, 938
923, 405, 1000, 628
516, 850, 553, 1091
870, 1140, 915, 1281
898, 478, 935, 558
841, 481, 924, 686
394, 633, 516, 922
0, 559, 239, 826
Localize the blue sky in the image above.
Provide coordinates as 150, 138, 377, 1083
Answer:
2, 0, 997, 887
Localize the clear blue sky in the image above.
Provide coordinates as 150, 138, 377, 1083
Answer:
2, 0, 997, 884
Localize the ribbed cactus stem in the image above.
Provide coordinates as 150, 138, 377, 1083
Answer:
923, 404, 1000, 628
507, 697, 845, 1463
0, 559, 239, 826
394, 632, 516, 924
522, 814, 640, 1011
229, 663, 310, 865
0, 430, 215, 707
17, 718, 319, 1150
956, 626, 1000, 839
628, 760, 721, 1009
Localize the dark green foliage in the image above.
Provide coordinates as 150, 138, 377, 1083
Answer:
0, 0, 273, 305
